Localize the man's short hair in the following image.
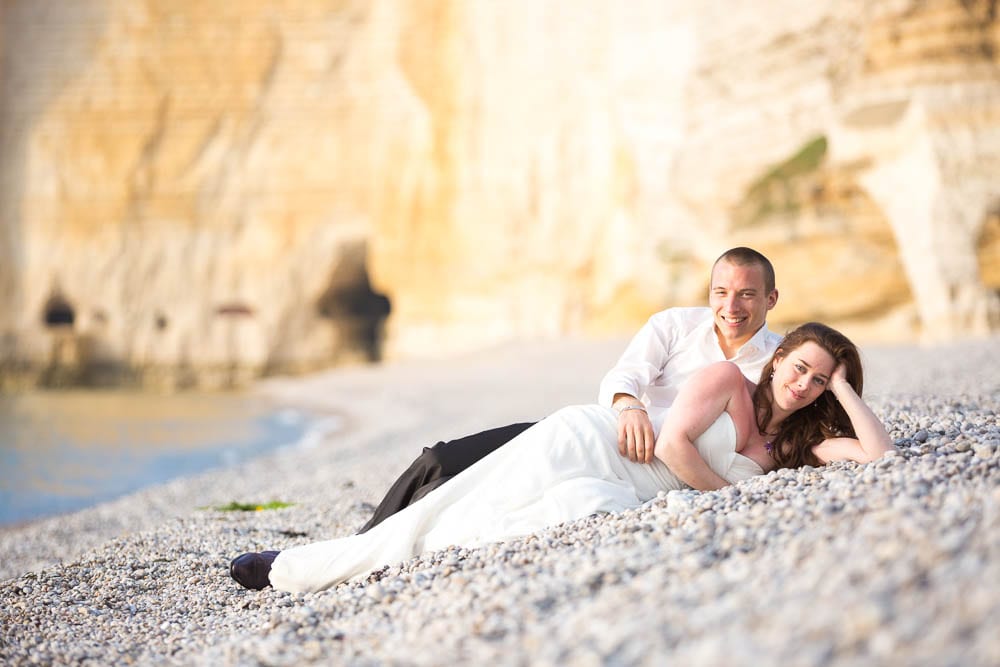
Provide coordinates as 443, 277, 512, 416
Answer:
713, 247, 776, 294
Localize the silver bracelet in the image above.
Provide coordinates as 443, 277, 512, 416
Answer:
616, 404, 646, 416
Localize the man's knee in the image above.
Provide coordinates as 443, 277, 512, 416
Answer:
414, 444, 448, 477
418, 422, 535, 477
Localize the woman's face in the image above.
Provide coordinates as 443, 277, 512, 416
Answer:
770, 341, 837, 412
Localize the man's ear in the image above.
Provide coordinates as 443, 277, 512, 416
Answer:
767, 289, 779, 310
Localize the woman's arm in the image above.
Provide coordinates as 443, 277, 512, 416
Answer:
812, 365, 896, 464
653, 362, 742, 490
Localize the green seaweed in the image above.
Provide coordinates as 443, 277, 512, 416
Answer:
205, 500, 295, 512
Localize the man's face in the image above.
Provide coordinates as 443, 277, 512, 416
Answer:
709, 260, 778, 349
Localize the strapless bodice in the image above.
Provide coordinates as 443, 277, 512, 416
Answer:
691, 412, 763, 484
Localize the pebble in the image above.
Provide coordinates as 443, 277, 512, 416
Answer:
0, 337, 998, 666
973, 443, 994, 459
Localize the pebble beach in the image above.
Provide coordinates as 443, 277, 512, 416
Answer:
1, 335, 998, 666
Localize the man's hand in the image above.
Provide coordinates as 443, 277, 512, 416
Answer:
615, 400, 656, 464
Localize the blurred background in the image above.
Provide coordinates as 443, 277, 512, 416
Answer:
1, 0, 998, 392
0, 0, 998, 524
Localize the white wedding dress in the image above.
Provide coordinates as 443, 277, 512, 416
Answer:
268, 404, 763, 593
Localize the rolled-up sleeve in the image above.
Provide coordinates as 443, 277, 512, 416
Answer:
597, 311, 676, 408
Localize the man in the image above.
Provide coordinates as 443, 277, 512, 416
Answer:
357, 246, 781, 533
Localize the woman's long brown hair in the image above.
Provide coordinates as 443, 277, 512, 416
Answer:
752, 322, 864, 469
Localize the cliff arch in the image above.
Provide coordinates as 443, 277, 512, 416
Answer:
42, 293, 76, 328
316, 243, 391, 363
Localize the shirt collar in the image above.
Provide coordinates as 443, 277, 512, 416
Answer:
740, 321, 776, 355
705, 318, 777, 357
696, 313, 720, 343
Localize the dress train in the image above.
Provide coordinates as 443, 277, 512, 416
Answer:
268, 404, 761, 593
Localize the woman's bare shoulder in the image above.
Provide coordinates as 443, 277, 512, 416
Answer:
694, 360, 745, 383
682, 361, 748, 403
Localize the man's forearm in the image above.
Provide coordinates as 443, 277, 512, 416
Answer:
597, 314, 671, 407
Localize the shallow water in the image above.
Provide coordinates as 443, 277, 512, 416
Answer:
0, 389, 335, 525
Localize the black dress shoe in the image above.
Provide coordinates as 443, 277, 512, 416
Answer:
230, 550, 280, 590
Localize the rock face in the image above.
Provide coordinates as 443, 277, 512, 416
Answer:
368, 0, 1000, 356
1, 0, 998, 387
0, 0, 393, 388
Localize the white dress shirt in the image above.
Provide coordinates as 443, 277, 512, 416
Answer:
597, 307, 782, 435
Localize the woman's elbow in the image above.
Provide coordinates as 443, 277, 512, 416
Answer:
653, 434, 672, 465
859, 440, 897, 464
654, 432, 686, 466
653, 440, 669, 465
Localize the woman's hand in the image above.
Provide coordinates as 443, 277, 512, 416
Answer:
813, 363, 896, 464
828, 362, 848, 387
827, 363, 853, 398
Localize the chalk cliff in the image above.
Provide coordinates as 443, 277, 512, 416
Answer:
0, 0, 997, 388
0, 0, 392, 388
368, 0, 1000, 356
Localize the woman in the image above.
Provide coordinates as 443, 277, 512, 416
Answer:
231, 323, 894, 593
